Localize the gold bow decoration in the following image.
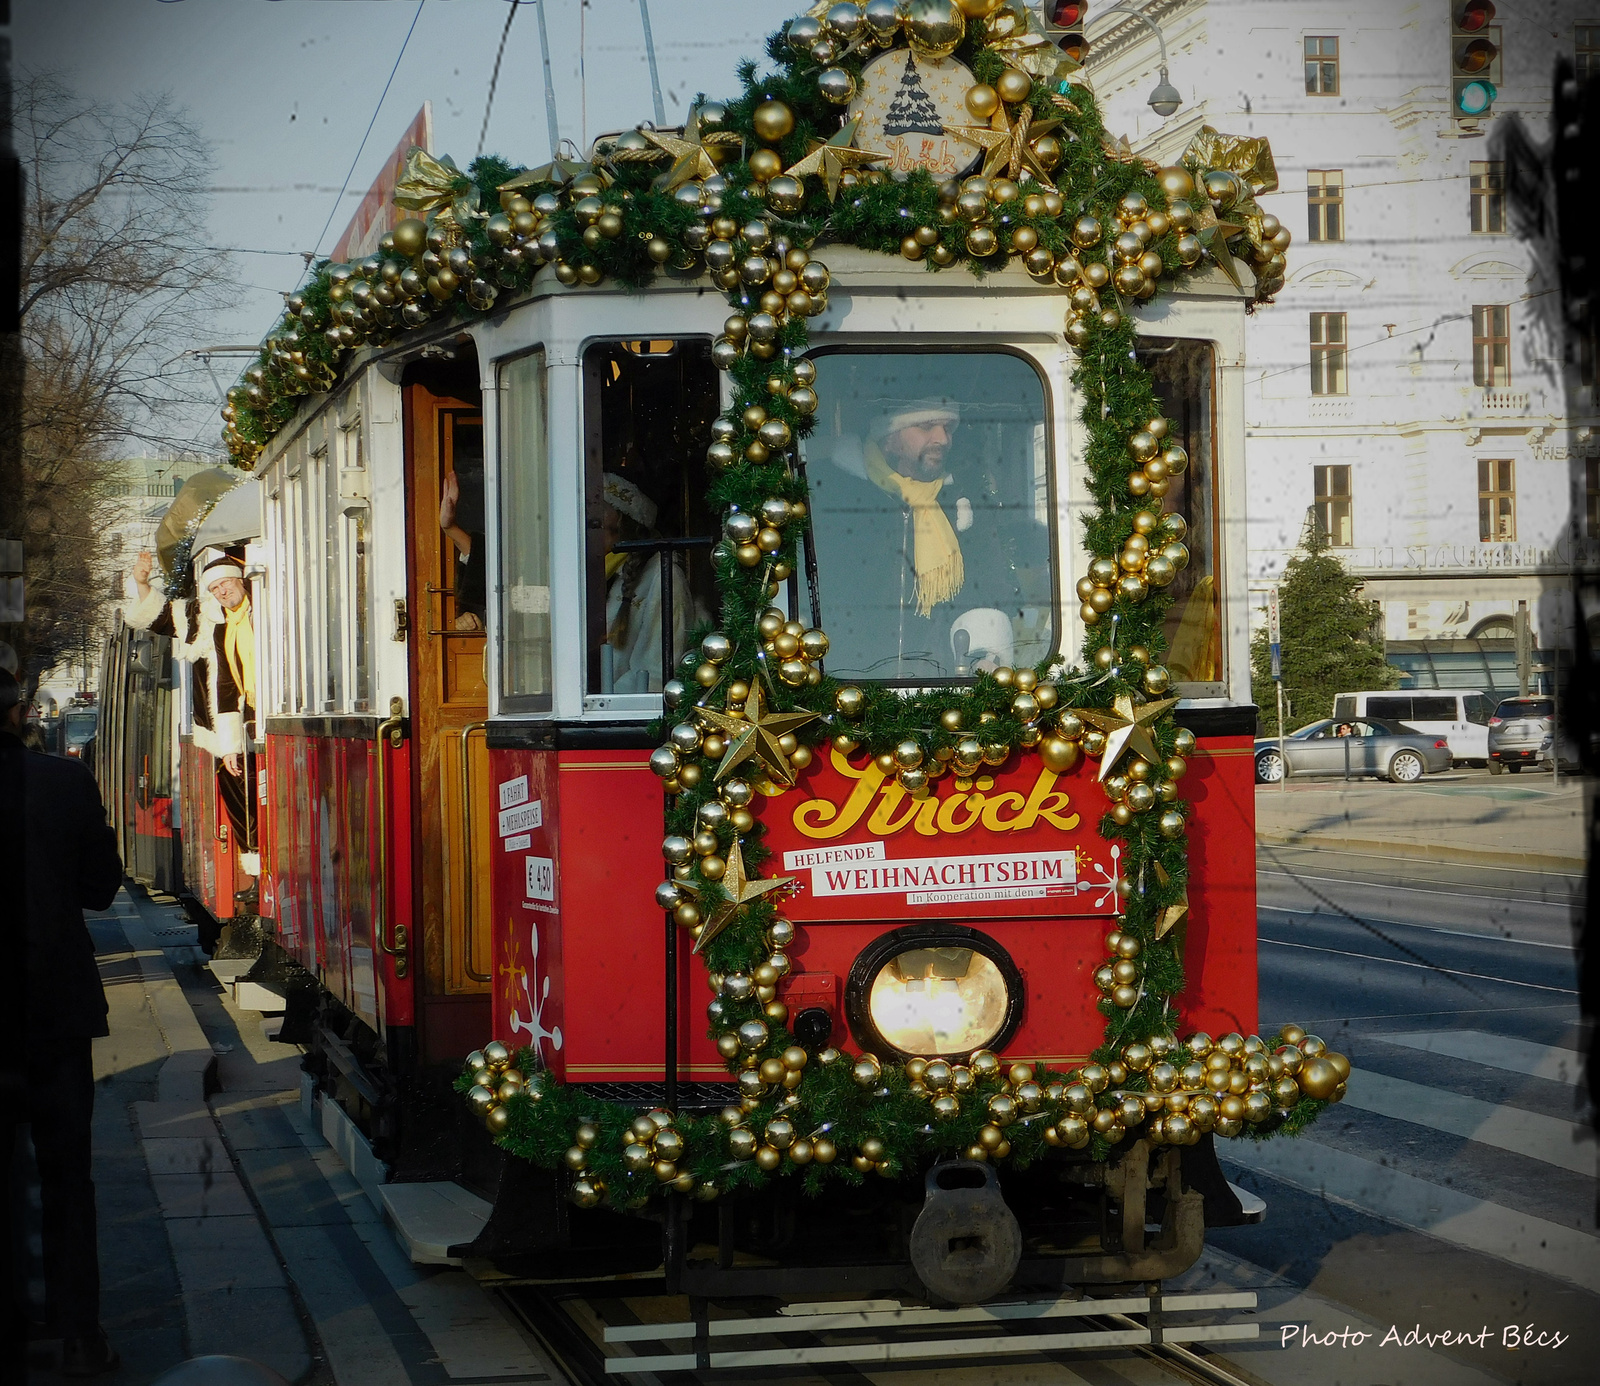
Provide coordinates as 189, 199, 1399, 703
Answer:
393, 147, 481, 239
1181, 125, 1278, 195
981, 5, 1066, 79
1181, 126, 1277, 256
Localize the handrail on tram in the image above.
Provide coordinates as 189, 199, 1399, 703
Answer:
374, 696, 409, 977
458, 720, 490, 982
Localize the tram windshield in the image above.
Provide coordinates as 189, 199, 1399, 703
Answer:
803, 351, 1054, 682
582, 339, 719, 696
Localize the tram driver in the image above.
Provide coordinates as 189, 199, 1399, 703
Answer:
807, 378, 1045, 682
127, 547, 259, 874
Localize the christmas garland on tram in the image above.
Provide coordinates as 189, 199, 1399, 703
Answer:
222, 0, 1346, 1213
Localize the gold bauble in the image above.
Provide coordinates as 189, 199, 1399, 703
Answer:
747, 148, 783, 183
755, 1145, 783, 1172
1039, 736, 1081, 774
965, 83, 1000, 119
1157, 166, 1195, 202
1203, 169, 1241, 209
1031, 135, 1062, 171
1297, 1055, 1340, 1100
392, 218, 427, 258
904, 0, 966, 58
995, 68, 1033, 105
753, 101, 796, 144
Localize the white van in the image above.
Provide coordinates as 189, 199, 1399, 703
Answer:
1331, 689, 1494, 764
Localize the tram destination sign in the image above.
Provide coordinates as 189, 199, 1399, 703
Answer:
760, 748, 1120, 923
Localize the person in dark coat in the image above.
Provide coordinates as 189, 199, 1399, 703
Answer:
1, 668, 123, 1377
807, 399, 1030, 680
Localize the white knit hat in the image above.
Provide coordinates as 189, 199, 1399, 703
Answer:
871, 399, 961, 443
199, 548, 245, 584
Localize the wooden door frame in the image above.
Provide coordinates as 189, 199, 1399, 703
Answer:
403, 370, 492, 1060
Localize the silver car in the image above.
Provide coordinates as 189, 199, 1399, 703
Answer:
1487, 696, 1566, 773
1254, 717, 1453, 784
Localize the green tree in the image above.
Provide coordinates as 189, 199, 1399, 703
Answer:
1251, 526, 1394, 736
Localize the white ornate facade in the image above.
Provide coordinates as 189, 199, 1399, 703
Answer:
1086, 0, 1597, 680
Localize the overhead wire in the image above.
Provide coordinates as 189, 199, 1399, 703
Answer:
478, 0, 523, 159
301, 0, 427, 283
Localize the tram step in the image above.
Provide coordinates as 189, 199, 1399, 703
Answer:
206, 957, 255, 985
234, 978, 287, 1013
380, 1183, 493, 1268
597, 1290, 1260, 1373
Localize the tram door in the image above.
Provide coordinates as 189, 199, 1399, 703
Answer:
405, 363, 494, 1062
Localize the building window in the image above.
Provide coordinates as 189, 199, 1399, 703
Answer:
1307, 170, 1343, 241
1310, 312, 1348, 395
1305, 36, 1339, 95
1578, 23, 1600, 82
1472, 304, 1511, 386
1469, 161, 1505, 234
1478, 458, 1515, 541
1314, 464, 1352, 546
1587, 458, 1600, 538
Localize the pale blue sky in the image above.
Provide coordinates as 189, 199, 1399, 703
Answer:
13, 0, 790, 442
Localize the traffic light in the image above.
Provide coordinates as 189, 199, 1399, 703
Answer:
1042, 2, 1088, 69
1451, 1, 1501, 122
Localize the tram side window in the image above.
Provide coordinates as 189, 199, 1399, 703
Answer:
802, 351, 1054, 683
319, 442, 343, 710
582, 339, 719, 695
499, 350, 553, 710
1138, 338, 1221, 690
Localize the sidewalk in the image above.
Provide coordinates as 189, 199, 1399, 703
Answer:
1253, 768, 1592, 870
55, 886, 563, 1385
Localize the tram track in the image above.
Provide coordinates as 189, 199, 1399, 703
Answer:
496, 1282, 1272, 1386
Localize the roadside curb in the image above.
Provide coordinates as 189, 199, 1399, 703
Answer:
1256, 829, 1585, 874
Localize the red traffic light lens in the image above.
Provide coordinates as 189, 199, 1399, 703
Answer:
1456, 37, 1498, 73
1049, 2, 1086, 25
1457, 1, 1495, 32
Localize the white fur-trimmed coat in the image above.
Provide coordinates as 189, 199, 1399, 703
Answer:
124, 586, 253, 759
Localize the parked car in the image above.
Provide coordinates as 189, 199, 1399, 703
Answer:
1255, 716, 1453, 784
1330, 689, 1494, 765
1487, 696, 1572, 772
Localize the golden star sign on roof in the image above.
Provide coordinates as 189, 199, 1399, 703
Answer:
696, 683, 820, 788
784, 117, 891, 201
1072, 694, 1181, 781
642, 127, 720, 192
678, 838, 798, 953
945, 106, 1062, 187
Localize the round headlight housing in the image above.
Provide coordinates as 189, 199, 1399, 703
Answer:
845, 925, 1024, 1060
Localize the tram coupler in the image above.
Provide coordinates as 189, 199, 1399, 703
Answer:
908, 1160, 1023, 1305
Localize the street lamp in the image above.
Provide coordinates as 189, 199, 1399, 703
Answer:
1091, 2, 1183, 119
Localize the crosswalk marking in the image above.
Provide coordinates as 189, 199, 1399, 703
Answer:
1341, 1068, 1594, 1176
1226, 1136, 1600, 1295
1370, 1029, 1585, 1085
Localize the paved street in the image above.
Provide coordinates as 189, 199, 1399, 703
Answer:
1208, 792, 1592, 1386
20, 779, 1593, 1386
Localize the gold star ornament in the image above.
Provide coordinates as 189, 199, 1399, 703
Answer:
642, 126, 719, 192
1072, 694, 1180, 781
1198, 220, 1246, 289
679, 839, 797, 952
696, 684, 819, 787
1157, 882, 1191, 938
784, 118, 891, 202
945, 106, 1062, 187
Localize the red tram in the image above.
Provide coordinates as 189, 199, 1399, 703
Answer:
99, 0, 1347, 1321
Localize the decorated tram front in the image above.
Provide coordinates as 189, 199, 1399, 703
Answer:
228, 0, 1345, 1304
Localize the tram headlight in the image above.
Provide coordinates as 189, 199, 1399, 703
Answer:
845, 926, 1023, 1060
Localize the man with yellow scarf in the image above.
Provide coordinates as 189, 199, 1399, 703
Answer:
128, 547, 259, 872
810, 399, 1028, 681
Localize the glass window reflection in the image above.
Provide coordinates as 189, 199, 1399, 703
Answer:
803, 352, 1054, 682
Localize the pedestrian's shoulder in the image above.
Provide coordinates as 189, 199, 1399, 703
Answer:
23, 747, 98, 794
